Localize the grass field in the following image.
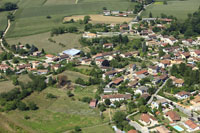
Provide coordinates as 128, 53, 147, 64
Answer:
142, 0, 200, 20
64, 14, 133, 24
57, 70, 90, 83
0, 80, 15, 93
7, 32, 84, 54
5, 0, 136, 37
3, 87, 109, 133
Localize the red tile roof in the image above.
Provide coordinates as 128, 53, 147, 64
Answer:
185, 120, 198, 129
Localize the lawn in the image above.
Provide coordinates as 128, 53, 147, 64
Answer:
141, 0, 200, 20
4, 87, 109, 133
5, 0, 137, 37
82, 124, 114, 133
18, 74, 32, 83
7, 32, 83, 54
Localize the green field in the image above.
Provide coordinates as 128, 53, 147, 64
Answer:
0, 80, 15, 93
3, 87, 109, 133
5, 0, 136, 37
142, 0, 200, 20
7, 32, 84, 54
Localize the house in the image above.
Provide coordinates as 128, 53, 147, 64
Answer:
191, 96, 200, 104
101, 94, 132, 102
17, 64, 31, 70
173, 78, 184, 87
141, 93, 150, 100
148, 66, 160, 75
159, 60, 171, 68
103, 10, 111, 16
89, 99, 97, 108
32, 51, 42, 56
102, 70, 118, 79
81, 58, 92, 65
151, 99, 168, 109
181, 52, 190, 59
140, 113, 157, 126
103, 88, 118, 93
128, 129, 138, 133
155, 126, 171, 133
37, 69, 48, 75
183, 120, 199, 132
103, 43, 114, 48
120, 52, 132, 58
45, 54, 55, 62
83, 32, 97, 38
175, 91, 190, 99
135, 86, 149, 95
51, 64, 61, 71
95, 59, 109, 67
112, 78, 123, 86
190, 50, 200, 58
128, 80, 138, 88
60, 54, 69, 60
134, 69, 148, 77
111, 10, 120, 16
0, 64, 10, 72
165, 111, 181, 122
120, 24, 129, 30
159, 74, 168, 82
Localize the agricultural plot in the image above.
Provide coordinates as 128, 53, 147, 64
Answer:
5, 0, 137, 37
141, 0, 200, 20
7, 32, 83, 54
64, 15, 133, 24
5, 87, 109, 133
0, 80, 15, 93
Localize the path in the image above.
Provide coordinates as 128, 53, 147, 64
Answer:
75, 0, 78, 4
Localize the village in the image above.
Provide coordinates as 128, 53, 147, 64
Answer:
1, 11, 200, 133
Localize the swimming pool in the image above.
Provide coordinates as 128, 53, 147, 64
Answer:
173, 125, 184, 132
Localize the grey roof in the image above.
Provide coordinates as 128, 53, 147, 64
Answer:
138, 86, 149, 91
62, 49, 80, 56
142, 18, 157, 21
137, 74, 146, 79
103, 88, 118, 92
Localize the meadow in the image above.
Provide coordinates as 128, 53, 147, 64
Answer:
7, 32, 84, 54
5, 0, 137, 37
4, 87, 109, 133
142, 0, 200, 20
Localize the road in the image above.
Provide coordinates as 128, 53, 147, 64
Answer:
147, 79, 169, 104
129, 120, 149, 133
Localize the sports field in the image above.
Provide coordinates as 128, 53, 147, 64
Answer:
5, 0, 136, 37
64, 15, 133, 24
142, 0, 200, 20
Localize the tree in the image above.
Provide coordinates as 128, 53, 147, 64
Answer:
17, 101, 28, 111
58, 75, 68, 87
113, 111, 127, 130
83, 16, 90, 24
74, 126, 81, 132
105, 99, 111, 105
149, 12, 153, 18
28, 101, 38, 110
67, 91, 74, 97
159, 48, 165, 57
163, 0, 167, 5
139, 105, 148, 113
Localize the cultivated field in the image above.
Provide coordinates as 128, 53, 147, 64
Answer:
7, 32, 84, 54
5, 0, 136, 37
142, 0, 200, 20
4, 87, 109, 133
64, 15, 133, 24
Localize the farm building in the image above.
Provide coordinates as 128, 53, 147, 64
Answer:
62, 49, 81, 56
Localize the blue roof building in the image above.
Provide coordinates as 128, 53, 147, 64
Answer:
62, 48, 81, 56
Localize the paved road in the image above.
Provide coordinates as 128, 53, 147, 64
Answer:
147, 79, 169, 104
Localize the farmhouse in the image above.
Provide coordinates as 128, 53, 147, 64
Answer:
112, 78, 124, 86
89, 99, 97, 108
101, 94, 132, 102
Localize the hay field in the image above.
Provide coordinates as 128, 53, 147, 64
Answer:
64, 14, 133, 24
